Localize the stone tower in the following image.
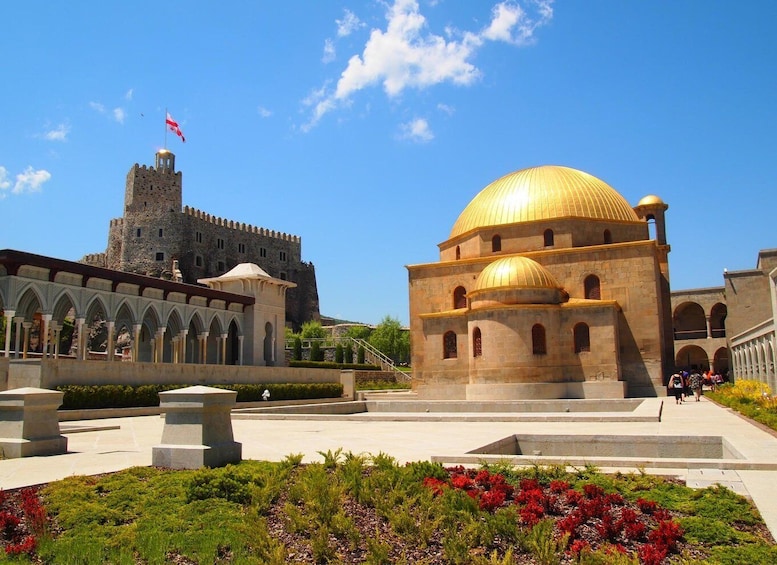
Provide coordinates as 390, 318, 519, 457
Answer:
90, 150, 320, 330
105, 149, 183, 278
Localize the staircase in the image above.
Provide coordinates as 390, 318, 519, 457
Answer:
349, 338, 411, 382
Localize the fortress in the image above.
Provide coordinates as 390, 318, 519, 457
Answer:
82, 150, 319, 330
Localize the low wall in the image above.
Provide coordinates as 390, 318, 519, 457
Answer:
7, 359, 354, 400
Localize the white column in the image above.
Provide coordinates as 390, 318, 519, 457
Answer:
75, 318, 86, 360
220, 333, 228, 365
200, 332, 209, 364
150, 338, 156, 363
3, 310, 14, 357
41, 314, 52, 359
238, 335, 244, 366
106, 321, 115, 362
13, 317, 23, 359
50, 322, 61, 359
22, 322, 32, 359
180, 329, 188, 364
132, 324, 142, 362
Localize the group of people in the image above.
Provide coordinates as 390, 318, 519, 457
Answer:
667, 369, 726, 404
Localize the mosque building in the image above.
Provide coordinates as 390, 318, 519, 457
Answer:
407, 165, 673, 400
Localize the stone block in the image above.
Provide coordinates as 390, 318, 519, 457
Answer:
152, 385, 241, 469
0, 387, 67, 458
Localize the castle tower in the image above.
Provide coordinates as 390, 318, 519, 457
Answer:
115, 150, 184, 278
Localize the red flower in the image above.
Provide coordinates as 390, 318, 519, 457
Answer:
549, 480, 570, 493
636, 498, 658, 515
648, 519, 684, 553
638, 542, 668, 565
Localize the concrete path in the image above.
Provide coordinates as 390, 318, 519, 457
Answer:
1, 396, 776, 540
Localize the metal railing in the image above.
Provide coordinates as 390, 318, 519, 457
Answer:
284, 336, 411, 382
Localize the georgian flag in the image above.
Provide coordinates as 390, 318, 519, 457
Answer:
165, 112, 186, 142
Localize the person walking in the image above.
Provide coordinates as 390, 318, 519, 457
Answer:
668, 373, 684, 404
689, 371, 703, 402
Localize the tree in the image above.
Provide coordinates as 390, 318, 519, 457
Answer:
335, 344, 344, 364
345, 325, 372, 341
293, 337, 302, 361
300, 320, 326, 339
368, 316, 410, 365
343, 342, 353, 364
310, 340, 324, 362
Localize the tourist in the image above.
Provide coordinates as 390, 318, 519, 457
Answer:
668, 373, 684, 404
262, 389, 271, 401
689, 371, 703, 402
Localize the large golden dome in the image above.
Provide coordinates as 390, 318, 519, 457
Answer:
450, 165, 640, 239
474, 256, 561, 292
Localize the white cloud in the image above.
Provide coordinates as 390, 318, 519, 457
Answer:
125, 88, 134, 101
336, 9, 364, 37
89, 101, 106, 113
437, 103, 455, 115
257, 106, 272, 118
399, 117, 434, 142
322, 38, 336, 63
44, 123, 70, 141
13, 167, 51, 194
113, 107, 126, 124
483, 1, 554, 45
303, 0, 553, 131
0, 167, 10, 195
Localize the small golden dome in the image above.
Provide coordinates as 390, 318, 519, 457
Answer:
636, 194, 665, 207
450, 165, 640, 239
474, 256, 561, 292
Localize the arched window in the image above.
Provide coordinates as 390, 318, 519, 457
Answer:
603, 229, 612, 244
543, 229, 554, 247
491, 235, 501, 252
455, 245, 461, 260
443, 331, 458, 359
532, 324, 547, 355
584, 275, 601, 300
574, 323, 590, 353
472, 327, 482, 358
453, 286, 467, 309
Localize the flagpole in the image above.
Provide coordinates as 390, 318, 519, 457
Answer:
164, 107, 168, 149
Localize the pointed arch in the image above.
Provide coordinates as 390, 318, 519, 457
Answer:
453, 286, 467, 309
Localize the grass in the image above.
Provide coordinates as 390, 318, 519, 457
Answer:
0, 458, 774, 564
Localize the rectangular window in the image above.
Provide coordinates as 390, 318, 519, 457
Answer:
279, 250, 287, 262
259, 247, 267, 258
218, 261, 225, 272
195, 256, 203, 267
238, 243, 246, 253
158, 228, 164, 237
280, 272, 287, 280
217, 238, 224, 250
155, 252, 164, 261
136, 228, 142, 237
196, 231, 202, 243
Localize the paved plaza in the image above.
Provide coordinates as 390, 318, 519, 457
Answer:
1, 396, 776, 540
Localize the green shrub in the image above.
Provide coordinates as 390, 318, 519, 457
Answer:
335, 344, 344, 364
56, 382, 343, 410
293, 337, 302, 361
357, 346, 365, 364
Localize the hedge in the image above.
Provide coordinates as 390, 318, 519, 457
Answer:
288, 360, 380, 370
56, 382, 344, 410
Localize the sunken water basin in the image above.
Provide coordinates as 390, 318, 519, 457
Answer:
468, 434, 743, 460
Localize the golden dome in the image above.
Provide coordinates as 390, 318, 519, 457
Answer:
636, 194, 665, 207
450, 165, 640, 239
474, 256, 561, 292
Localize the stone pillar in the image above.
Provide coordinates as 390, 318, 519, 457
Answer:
106, 321, 115, 362
75, 318, 86, 360
150, 338, 156, 363
237, 335, 244, 366
180, 329, 188, 364
171, 336, 179, 364
13, 317, 23, 359
199, 332, 209, 364
152, 385, 242, 469
22, 322, 32, 359
41, 315, 52, 359
220, 333, 228, 365
156, 328, 166, 363
50, 322, 61, 359
706, 316, 712, 339
132, 324, 142, 362
0, 388, 68, 458
3, 310, 14, 358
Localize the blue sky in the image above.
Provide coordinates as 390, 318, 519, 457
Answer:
2, 1, 776, 326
